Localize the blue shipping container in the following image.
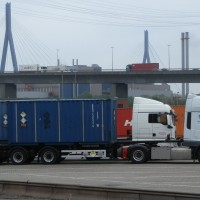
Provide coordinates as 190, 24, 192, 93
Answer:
2, 99, 116, 145
0, 101, 8, 141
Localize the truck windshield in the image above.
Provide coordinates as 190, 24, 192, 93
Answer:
172, 114, 176, 126
170, 109, 176, 126
159, 114, 168, 125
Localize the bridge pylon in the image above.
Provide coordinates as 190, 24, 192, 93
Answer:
142, 30, 151, 64
1, 3, 18, 73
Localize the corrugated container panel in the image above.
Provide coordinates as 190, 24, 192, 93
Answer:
7, 102, 17, 143
103, 99, 116, 143
0, 101, 8, 141
60, 100, 84, 142
83, 100, 103, 142
116, 108, 132, 139
60, 99, 116, 144
172, 105, 185, 139
15, 102, 35, 143
83, 100, 116, 143
36, 101, 59, 143
4, 99, 116, 145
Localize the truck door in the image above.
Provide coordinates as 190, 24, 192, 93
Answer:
149, 113, 170, 139
136, 113, 151, 139
191, 112, 200, 141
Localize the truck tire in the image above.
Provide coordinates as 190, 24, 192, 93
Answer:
40, 147, 59, 164
10, 148, 28, 165
130, 146, 148, 164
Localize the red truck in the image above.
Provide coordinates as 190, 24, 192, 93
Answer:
126, 63, 159, 71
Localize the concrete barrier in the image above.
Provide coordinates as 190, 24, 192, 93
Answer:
0, 181, 199, 200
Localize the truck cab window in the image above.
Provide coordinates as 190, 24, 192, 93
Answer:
149, 114, 158, 123
149, 114, 167, 125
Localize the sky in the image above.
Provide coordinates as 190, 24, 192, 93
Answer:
0, 0, 200, 94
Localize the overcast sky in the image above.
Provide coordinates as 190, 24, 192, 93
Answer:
0, 0, 200, 94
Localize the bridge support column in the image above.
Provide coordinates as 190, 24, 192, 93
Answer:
110, 83, 128, 98
0, 84, 16, 99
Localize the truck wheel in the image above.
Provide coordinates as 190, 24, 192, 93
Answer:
10, 148, 28, 165
40, 147, 58, 164
130, 147, 148, 164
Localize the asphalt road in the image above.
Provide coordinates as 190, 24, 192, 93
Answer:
0, 160, 200, 195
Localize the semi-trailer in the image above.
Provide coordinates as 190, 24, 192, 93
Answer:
0, 95, 200, 165
0, 99, 118, 164
126, 63, 159, 71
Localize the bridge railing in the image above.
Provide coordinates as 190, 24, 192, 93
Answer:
1, 68, 200, 73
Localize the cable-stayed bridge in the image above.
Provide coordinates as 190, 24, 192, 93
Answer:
0, 3, 200, 99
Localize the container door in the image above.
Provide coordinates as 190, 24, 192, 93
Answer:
84, 100, 103, 143
102, 100, 116, 143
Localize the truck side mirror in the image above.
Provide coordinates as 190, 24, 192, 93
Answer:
166, 115, 173, 127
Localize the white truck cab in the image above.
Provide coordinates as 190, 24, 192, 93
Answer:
126, 96, 200, 163
184, 94, 200, 142
133, 97, 176, 141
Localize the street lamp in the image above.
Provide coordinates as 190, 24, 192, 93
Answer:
61, 72, 63, 99
56, 49, 60, 67
168, 45, 171, 70
111, 47, 114, 71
